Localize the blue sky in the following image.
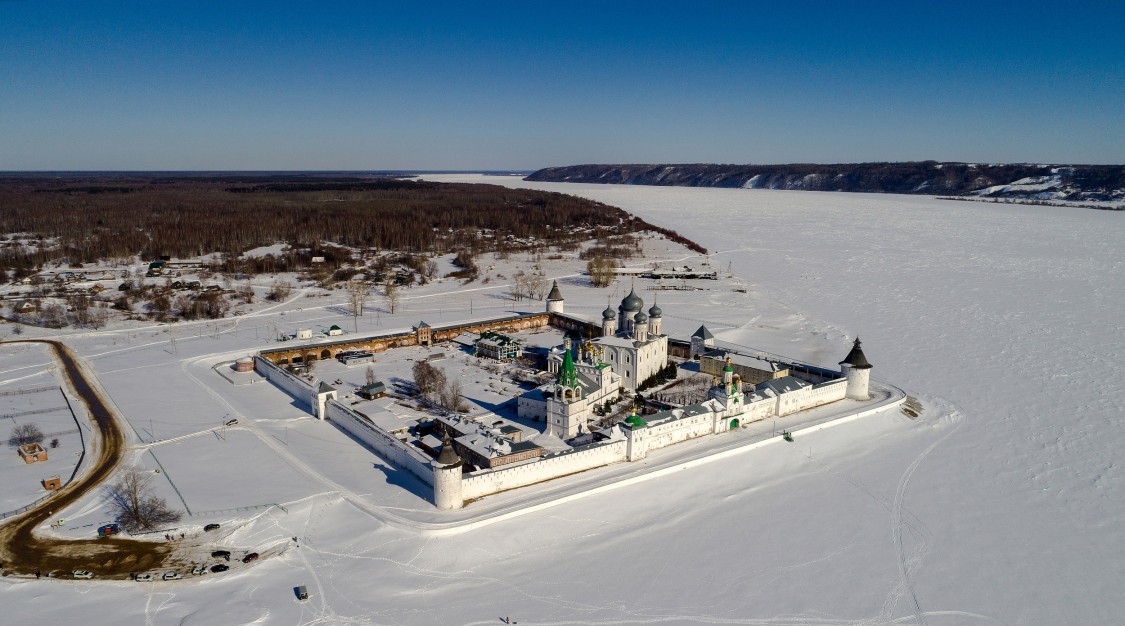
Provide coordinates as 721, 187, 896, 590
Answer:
2, 1, 1123, 169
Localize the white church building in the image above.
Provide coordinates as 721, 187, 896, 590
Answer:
518, 284, 668, 438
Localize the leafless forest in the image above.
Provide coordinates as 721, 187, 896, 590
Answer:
0, 174, 704, 276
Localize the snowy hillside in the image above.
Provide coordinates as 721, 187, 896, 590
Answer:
2, 176, 1122, 624
527, 162, 1125, 206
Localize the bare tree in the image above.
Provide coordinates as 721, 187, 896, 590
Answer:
510, 272, 528, 301
412, 360, 446, 401
237, 283, 254, 304
68, 294, 91, 326
149, 292, 172, 320
440, 378, 468, 412
108, 467, 182, 532
383, 280, 400, 314
344, 280, 370, 331
88, 302, 109, 329
528, 272, 549, 299
39, 302, 67, 328
587, 257, 615, 287
267, 279, 292, 301
9, 423, 45, 447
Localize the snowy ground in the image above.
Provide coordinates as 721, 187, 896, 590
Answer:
1, 176, 1122, 624
0, 344, 89, 517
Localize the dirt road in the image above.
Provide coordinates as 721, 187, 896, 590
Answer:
0, 340, 172, 578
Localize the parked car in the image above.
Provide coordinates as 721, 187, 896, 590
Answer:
136, 573, 154, 582
71, 570, 93, 579
210, 564, 229, 573
242, 552, 259, 563
211, 550, 231, 560
162, 572, 182, 581
203, 523, 220, 532
224, 419, 238, 426
191, 565, 207, 576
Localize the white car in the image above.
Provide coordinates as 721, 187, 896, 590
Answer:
162, 572, 182, 581
72, 570, 93, 579
191, 565, 207, 576
135, 573, 154, 582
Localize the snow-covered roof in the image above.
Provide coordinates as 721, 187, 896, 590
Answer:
756, 376, 810, 395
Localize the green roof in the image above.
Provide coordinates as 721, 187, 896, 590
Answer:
557, 348, 578, 387
624, 414, 647, 428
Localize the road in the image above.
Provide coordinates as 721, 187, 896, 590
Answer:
0, 340, 173, 577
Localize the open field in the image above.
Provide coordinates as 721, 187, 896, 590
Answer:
0, 178, 1121, 623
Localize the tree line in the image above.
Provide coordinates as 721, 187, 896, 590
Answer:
0, 175, 705, 276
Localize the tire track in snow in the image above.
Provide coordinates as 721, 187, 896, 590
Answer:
887, 402, 964, 626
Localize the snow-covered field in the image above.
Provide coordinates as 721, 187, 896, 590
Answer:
1, 176, 1122, 624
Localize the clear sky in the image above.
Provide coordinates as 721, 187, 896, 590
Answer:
2, 1, 1123, 170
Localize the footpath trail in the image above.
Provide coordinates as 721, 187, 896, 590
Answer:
0, 340, 172, 578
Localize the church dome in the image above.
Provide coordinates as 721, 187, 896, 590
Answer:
620, 288, 643, 312
602, 305, 616, 320
634, 310, 648, 324
648, 303, 662, 317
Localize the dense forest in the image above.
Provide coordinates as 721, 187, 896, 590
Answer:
0, 174, 704, 276
527, 162, 1125, 204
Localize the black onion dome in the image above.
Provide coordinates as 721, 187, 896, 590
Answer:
620, 288, 643, 312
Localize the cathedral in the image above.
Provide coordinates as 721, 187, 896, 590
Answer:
518, 283, 668, 438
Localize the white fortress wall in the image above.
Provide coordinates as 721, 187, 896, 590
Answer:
645, 412, 716, 452
462, 440, 627, 501
775, 378, 847, 416
324, 400, 435, 486
808, 378, 847, 407
255, 356, 315, 411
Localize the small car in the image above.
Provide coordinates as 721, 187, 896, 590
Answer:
162, 572, 182, 581
224, 418, 238, 426
211, 550, 231, 560
210, 564, 229, 573
191, 565, 207, 576
203, 523, 220, 532
242, 552, 259, 563
71, 570, 93, 579
135, 573, 154, 582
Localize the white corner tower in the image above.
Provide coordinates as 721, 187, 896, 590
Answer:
546, 280, 564, 314
432, 431, 464, 510
839, 337, 873, 400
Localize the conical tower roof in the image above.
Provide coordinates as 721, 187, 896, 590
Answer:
557, 347, 579, 387
692, 325, 714, 340
546, 280, 563, 301
435, 431, 462, 466
840, 338, 873, 369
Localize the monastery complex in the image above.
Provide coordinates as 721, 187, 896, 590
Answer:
254, 282, 876, 510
